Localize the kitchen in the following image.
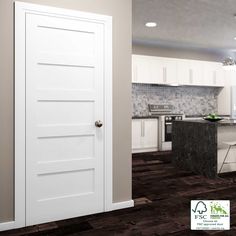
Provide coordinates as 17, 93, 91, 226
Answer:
131, 55, 235, 153
130, 1, 236, 232
131, 0, 236, 180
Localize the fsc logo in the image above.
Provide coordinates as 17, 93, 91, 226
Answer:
191, 200, 230, 230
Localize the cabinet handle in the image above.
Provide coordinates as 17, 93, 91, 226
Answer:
141, 120, 144, 137
213, 71, 216, 84
189, 69, 193, 84
163, 67, 167, 83
133, 65, 138, 82
143, 121, 145, 137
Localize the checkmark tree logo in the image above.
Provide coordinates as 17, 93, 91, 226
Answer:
192, 201, 207, 214
210, 202, 228, 215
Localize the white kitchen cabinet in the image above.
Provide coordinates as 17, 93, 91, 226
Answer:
132, 55, 177, 85
177, 59, 190, 85
218, 71, 236, 115
203, 62, 224, 87
132, 54, 225, 87
132, 55, 151, 83
177, 59, 204, 86
150, 57, 177, 85
189, 60, 204, 86
132, 119, 142, 150
161, 58, 178, 84
132, 119, 158, 153
215, 64, 224, 87
149, 56, 164, 84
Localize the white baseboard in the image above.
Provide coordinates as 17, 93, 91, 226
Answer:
0, 221, 17, 232
0, 201, 134, 232
110, 200, 134, 211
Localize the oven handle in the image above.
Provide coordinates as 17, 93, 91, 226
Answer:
165, 122, 172, 125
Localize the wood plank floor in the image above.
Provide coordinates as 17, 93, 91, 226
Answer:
2, 151, 236, 236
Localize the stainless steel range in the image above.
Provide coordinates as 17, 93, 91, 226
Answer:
148, 104, 184, 151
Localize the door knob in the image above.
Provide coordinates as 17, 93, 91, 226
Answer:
95, 120, 103, 128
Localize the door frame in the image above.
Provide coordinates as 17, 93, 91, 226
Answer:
13, 1, 113, 229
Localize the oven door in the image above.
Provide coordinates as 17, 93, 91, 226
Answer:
165, 122, 172, 142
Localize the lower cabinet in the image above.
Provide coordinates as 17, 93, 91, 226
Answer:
218, 70, 236, 116
132, 118, 158, 153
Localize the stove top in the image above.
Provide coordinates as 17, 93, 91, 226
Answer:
148, 104, 184, 117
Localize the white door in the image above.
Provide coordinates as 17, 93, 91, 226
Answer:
25, 13, 105, 226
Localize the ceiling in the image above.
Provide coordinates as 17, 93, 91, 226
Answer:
133, 0, 236, 52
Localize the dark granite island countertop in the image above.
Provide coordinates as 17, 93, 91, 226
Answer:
172, 119, 236, 178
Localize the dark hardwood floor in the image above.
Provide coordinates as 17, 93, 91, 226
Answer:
2, 151, 236, 236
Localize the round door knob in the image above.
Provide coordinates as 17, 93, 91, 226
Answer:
95, 120, 103, 128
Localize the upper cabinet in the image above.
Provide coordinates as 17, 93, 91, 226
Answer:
132, 55, 177, 85
203, 62, 224, 87
161, 58, 178, 84
132, 55, 152, 84
177, 59, 203, 86
132, 54, 225, 87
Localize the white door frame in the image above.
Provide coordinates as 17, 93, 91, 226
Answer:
3, 1, 113, 230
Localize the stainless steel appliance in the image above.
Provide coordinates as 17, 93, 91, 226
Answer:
148, 104, 184, 151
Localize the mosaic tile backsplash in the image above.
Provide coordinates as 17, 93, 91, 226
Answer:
132, 83, 222, 117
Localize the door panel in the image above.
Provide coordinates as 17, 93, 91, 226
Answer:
132, 120, 142, 149
37, 66, 95, 90
142, 119, 158, 148
177, 59, 190, 85
161, 58, 177, 84
26, 13, 104, 225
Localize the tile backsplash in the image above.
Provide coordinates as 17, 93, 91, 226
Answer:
132, 83, 222, 116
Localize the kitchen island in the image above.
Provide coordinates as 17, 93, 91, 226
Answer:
172, 119, 236, 178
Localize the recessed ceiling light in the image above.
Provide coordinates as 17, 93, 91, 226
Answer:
234, 37, 236, 40
145, 22, 157, 28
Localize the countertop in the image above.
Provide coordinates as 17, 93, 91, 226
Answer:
133, 115, 230, 119
132, 116, 159, 119
174, 119, 236, 126
185, 115, 230, 118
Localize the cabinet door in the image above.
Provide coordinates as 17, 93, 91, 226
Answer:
177, 59, 191, 85
177, 59, 203, 86
190, 60, 204, 86
215, 63, 224, 87
132, 55, 160, 84
149, 56, 163, 84
161, 58, 178, 84
203, 62, 224, 87
132, 119, 142, 150
142, 119, 158, 149
132, 55, 150, 83
203, 62, 214, 86
218, 71, 236, 115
